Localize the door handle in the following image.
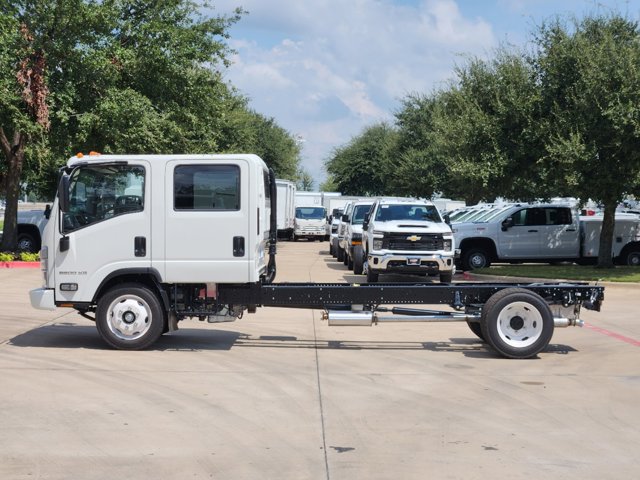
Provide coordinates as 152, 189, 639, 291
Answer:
134, 236, 146, 257
233, 236, 245, 257
528, 229, 538, 233
566, 228, 576, 232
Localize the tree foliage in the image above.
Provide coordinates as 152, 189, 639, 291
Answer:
0, 1, 301, 250
324, 12, 640, 267
325, 122, 398, 196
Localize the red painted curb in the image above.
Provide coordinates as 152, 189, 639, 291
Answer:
0, 261, 40, 269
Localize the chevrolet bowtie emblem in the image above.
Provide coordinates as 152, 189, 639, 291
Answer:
407, 235, 421, 241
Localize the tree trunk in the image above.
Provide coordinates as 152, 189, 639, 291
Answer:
0, 128, 26, 252
596, 199, 617, 268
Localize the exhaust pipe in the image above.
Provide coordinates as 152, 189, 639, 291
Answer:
554, 317, 584, 328
326, 311, 374, 326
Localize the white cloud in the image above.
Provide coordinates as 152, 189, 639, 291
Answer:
212, 0, 496, 185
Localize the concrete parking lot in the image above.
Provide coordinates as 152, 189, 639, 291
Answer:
1, 240, 639, 479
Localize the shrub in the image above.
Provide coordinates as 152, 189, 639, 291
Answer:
19, 252, 40, 262
0, 252, 15, 262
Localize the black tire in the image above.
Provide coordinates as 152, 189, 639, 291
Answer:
353, 246, 364, 275
480, 288, 554, 359
329, 242, 334, 256
366, 267, 379, 283
17, 233, 38, 253
96, 283, 166, 350
293, 234, 298, 242
625, 249, 640, 266
467, 321, 486, 342
439, 271, 453, 283
347, 253, 354, 270
462, 248, 491, 271
337, 246, 344, 262
343, 249, 349, 265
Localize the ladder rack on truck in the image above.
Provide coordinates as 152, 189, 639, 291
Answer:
29, 153, 606, 360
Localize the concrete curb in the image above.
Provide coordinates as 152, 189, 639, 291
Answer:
464, 271, 639, 288
0, 261, 40, 269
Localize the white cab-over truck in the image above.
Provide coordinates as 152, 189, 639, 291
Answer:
29, 153, 605, 359
453, 203, 640, 270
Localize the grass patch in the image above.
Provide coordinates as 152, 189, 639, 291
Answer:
474, 264, 640, 282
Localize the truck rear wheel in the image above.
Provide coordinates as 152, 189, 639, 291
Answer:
467, 321, 485, 342
366, 267, 379, 283
480, 288, 554, 359
96, 284, 166, 350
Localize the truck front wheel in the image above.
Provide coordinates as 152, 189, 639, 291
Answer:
462, 248, 491, 271
625, 250, 640, 266
353, 246, 364, 274
96, 284, 166, 350
480, 288, 554, 359
439, 271, 453, 283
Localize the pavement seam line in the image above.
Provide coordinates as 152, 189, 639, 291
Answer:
312, 309, 331, 480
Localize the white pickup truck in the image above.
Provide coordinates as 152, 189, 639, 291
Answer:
453, 203, 640, 270
362, 198, 455, 283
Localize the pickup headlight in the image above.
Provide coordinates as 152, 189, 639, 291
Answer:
373, 239, 383, 250
40, 246, 48, 287
443, 238, 452, 251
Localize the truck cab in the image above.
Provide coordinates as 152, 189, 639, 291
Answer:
293, 206, 327, 241
31, 153, 275, 349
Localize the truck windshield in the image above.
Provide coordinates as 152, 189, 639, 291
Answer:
296, 207, 326, 220
375, 204, 441, 222
352, 204, 373, 224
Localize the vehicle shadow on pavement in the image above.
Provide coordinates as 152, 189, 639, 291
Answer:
8, 323, 244, 351
233, 336, 577, 358
8, 324, 578, 357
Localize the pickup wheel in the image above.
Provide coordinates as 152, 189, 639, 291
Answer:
439, 271, 453, 283
480, 288, 554, 359
337, 246, 344, 262
624, 249, 640, 266
462, 248, 491, 271
96, 284, 166, 350
347, 253, 354, 269
329, 242, 334, 256
343, 250, 349, 265
353, 246, 364, 274
366, 267, 379, 283
17, 232, 38, 253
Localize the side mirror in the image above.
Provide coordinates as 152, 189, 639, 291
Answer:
341, 214, 350, 223
58, 174, 71, 213
44, 204, 52, 220
501, 217, 513, 231
363, 213, 370, 230
443, 214, 451, 225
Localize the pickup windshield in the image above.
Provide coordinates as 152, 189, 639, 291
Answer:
352, 204, 373, 224
296, 207, 326, 220
375, 204, 441, 222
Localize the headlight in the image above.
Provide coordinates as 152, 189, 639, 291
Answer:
40, 246, 48, 287
373, 239, 383, 250
443, 239, 452, 251
372, 230, 385, 236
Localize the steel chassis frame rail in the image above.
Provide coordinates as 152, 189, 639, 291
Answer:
218, 281, 604, 311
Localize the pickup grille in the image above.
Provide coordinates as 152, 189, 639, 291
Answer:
383, 233, 444, 251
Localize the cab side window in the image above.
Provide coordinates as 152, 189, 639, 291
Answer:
174, 165, 240, 211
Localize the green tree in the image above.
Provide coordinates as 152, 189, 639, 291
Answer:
325, 122, 398, 196
394, 51, 543, 204
534, 15, 640, 267
1, 0, 243, 250
296, 168, 314, 191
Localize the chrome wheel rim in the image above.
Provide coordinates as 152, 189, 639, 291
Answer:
106, 294, 152, 341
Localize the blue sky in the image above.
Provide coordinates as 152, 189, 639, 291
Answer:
211, 0, 637, 187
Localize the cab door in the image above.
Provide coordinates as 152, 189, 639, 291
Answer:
498, 208, 541, 258
164, 159, 251, 283
54, 162, 151, 303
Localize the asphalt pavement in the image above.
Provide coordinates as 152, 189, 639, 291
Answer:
0, 240, 639, 479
